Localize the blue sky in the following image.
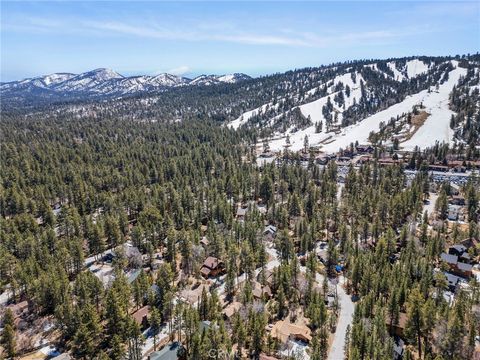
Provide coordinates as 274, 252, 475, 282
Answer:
1, 1, 479, 81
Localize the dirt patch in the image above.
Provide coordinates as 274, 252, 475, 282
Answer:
402, 111, 429, 141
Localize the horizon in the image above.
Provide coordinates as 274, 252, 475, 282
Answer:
1, 53, 478, 83
1, 1, 479, 82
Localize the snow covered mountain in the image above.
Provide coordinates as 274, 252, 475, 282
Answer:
2, 55, 479, 152
0, 69, 251, 102
191, 73, 252, 85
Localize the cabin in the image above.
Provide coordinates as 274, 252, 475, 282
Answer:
356, 144, 374, 153
386, 312, 408, 337
236, 207, 248, 220
222, 301, 243, 319
200, 256, 224, 278
264, 225, 277, 237
271, 320, 312, 344
132, 305, 150, 330
440, 253, 473, 278
444, 272, 462, 292
200, 236, 209, 249
252, 281, 272, 300
6, 300, 29, 318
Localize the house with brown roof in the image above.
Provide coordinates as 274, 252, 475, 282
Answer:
132, 305, 150, 329
252, 281, 272, 300
200, 236, 209, 249
200, 256, 224, 278
271, 320, 312, 344
7, 300, 29, 317
222, 301, 243, 319
386, 312, 408, 337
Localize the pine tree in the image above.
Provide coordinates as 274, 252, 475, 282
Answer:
2, 309, 16, 359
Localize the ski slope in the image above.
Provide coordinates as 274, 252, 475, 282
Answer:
402, 63, 467, 150
321, 62, 465, 153
229, 102, 278, 129
298, 72, 363, 124
406, 59, 430, 78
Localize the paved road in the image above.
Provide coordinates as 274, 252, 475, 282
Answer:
422, 192, 438, 218
327, 276, 354, 360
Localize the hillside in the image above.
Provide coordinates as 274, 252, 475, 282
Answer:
2, 55, 479, 153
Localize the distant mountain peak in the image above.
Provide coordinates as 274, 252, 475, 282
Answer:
77, 68, 124, 81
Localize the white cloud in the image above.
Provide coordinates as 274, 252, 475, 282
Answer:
166, 66, 191, 75
3, 15, 435, 49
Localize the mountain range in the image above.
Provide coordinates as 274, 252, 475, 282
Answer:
0, 68, 251, 102
1, 55, 479, 153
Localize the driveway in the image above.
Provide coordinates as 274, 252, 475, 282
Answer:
328, 276, 354, 360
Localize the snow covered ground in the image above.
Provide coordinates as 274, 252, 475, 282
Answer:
299, 72, 363, 125
279, 340, 310, 359
388, 62, 406, 82
406, 59, 430, 79
320, 62, 466, 153
229, 102, 279, 129
402, 63, 466, 150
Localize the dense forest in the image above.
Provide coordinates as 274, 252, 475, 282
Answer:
1, 109, 479, 360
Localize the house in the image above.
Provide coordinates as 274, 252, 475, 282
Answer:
264, 225, 277, 237
6, 300, 29, 318
222, 301, 243, 319
200, 236, 209, 249
441, 252, 458, 266
257, 268, 275, 288
378, 158, 398, 166
252, 281, 272, 300
448, 244, 471, 263
149, 342, 183, 360
271, 321, 312, 344
236, 207, 248, 220
386, 312, 408, 337
444, 272, 461, 289
357, 155, 372, 165
337, 156, 351, 165
356, 144, 374, 153
447, 207, 459, 221
200, 257, 224, 278
440, 253, 472, 278
116, 244, 142, 268
457, 262, 473, 277
132, 305, 150, 329
449, 244, 467, 256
